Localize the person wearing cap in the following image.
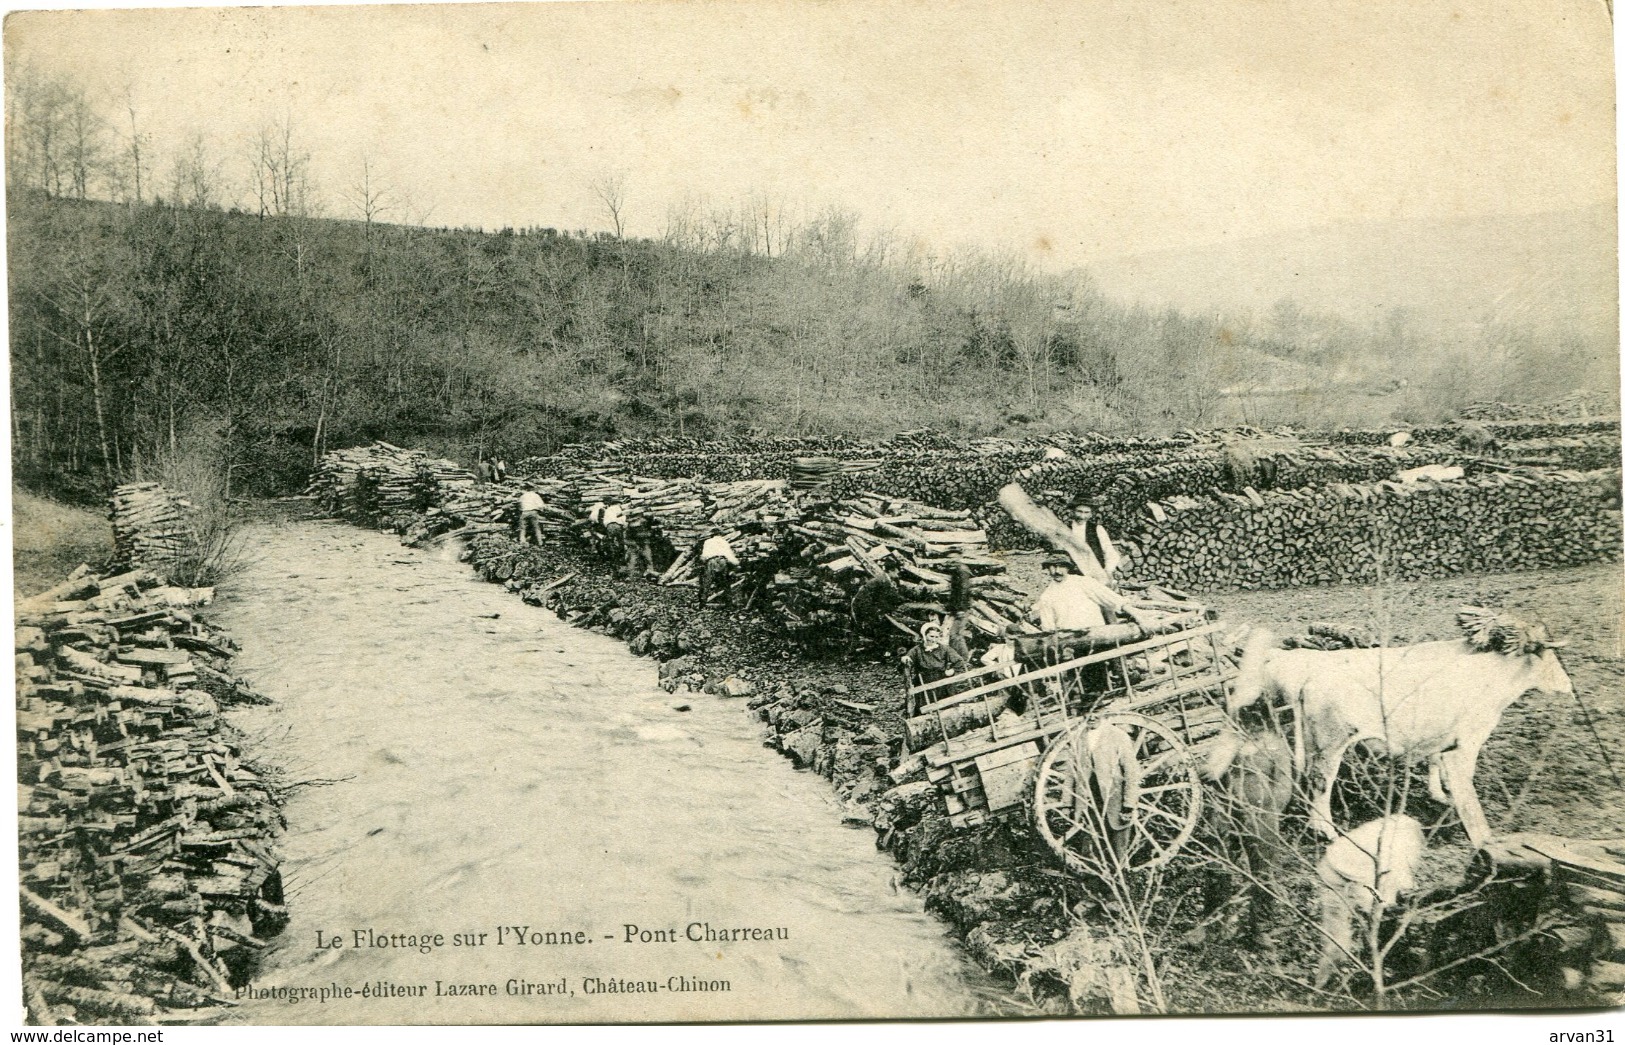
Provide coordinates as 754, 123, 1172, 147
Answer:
697, 530, 740, 608
1032, 552, 1125, 632
900, 621, 968, 687
516, 483, 546, 546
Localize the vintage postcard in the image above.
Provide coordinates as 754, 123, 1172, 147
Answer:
5, 0, 1623, 1034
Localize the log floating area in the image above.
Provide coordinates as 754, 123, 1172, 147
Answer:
17, 515, 285, 1024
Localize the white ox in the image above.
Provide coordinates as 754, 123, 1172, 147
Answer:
1229, 629, 1572, 846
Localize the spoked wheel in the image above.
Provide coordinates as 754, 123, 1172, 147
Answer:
1033, 711, 1203, 878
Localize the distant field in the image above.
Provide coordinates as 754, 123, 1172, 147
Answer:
12, 488, 113, 597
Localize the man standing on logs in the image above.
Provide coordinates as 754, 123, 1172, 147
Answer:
1032, 553, 1125, 632
697, 529, 740, 608
516, 482, 546, 546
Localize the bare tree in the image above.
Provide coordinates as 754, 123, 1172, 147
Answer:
343, 154, 392, 231
248, 114, 315, 218
167, 131, 221, 209
29, 225, 134, 480
62, 85, 107, 200
8, 64, 69, 195
590, 171, 627, 238
115, 88, 150, 204
744, 190, 797, 258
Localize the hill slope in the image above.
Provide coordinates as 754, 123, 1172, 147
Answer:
7, 193, 1616, 498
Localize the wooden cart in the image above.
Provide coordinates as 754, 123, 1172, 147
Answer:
906, 615, 1240, 877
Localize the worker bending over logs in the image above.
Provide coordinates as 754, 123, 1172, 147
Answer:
697, 529, 740, 608
516, 482, 546, 546
851, 563, 904, 648
582, 501, 607, 555
601, 499, 627, 563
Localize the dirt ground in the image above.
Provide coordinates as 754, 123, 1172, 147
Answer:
11, 489, 114, 598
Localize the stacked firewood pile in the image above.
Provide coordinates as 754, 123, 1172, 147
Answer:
521, 431, 1205, 492
1317, 418, 1618, 447
628, 477, 714, 545
423, 478, 578, 540
16, 568, 285, 1024
1085, 445, 1470, 535
111, 484, 199, 574
1114, 469, 1621, 592
763, 493, 1026, 643
651, 480, 795, 584
789, 456, 883, 491
317, 412, 1622, 602
1499, 435, 1622, 472
311, 440, 1026, 647
1461, 392, 1615, 422
414, 457, 479, 503
307, 442, 428, 522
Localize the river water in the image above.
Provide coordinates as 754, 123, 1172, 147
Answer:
212, 521, 1020, 1024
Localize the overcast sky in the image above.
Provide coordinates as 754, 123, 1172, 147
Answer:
3, 0, 1617, 267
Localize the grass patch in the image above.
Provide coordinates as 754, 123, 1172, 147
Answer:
12, 487, 113, 597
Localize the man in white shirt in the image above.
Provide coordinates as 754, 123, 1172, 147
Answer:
516, 484, 546, 546
600, 500, 627, 561
583, 501, 607, 554
698, 531, 740, 607
1031, 553, 1124, 632
981, 625, 1024, 680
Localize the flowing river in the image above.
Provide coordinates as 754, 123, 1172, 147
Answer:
212, 521, 1021, 1024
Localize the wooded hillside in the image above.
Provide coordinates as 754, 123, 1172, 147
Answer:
9, 190, 1616, 501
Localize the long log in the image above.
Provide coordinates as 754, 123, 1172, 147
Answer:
905, 691, 1016, 748
996, 483, 1109, 582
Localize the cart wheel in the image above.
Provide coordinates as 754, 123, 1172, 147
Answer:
1033, 711, 1203, 877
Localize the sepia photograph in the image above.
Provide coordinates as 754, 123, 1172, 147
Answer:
4, 0, 1624, 1031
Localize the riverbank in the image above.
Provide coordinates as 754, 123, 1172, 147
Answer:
456, 534, 1125, 1011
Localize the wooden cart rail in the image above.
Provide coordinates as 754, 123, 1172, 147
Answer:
904, 611, 1212, 707
910, 621, 1228, 722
